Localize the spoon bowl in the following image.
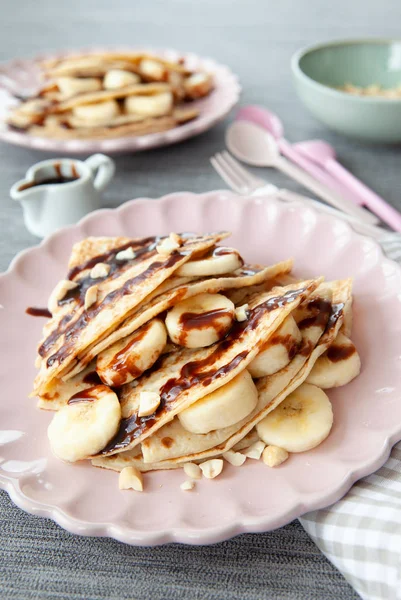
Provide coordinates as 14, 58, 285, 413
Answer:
236, 105, 284, 139
226, 120, 280, 167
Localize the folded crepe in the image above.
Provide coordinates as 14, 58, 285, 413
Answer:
97, 277, 321, 457
8, 51, 212, 139
31, 230, 360, 488
93, 279, 351, 472
34, 234, 294, 407
34, 232, 227, 396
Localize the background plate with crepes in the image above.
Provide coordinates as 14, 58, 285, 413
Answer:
0, 47, 240, 154
1, 191, 401, 546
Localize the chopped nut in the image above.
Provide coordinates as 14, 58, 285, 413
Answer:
156, 233, 181, 255
223, 450, 246, 467
115, 247, 136, 261
199, 459, 224, 479
180, 480, 195, 491
138, 390, 161, 417
242, 440, 266, 460
169, 232, 182, 245
84, 284, 98, 310
262, 445, 289, 468
90, 262, 110, 279
48, 279, 78, 314
183, 462, 202, 479
235, 303, 249, 322
119, 467, 144, 491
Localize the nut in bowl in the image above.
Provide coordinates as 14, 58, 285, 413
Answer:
30, 230, 361, 493
292, 39, 401, 143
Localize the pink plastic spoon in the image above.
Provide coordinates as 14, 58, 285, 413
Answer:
294, 140, 401, 232
236, 105, 368, 210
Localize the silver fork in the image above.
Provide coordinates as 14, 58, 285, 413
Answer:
210, 151, 399, 244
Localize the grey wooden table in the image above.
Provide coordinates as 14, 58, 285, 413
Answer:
1, 1, 400, 598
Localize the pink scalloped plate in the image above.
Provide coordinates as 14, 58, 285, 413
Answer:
1, 191, 401, 546
0, 47, 240, 154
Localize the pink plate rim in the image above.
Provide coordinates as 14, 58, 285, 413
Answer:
0, 46, 241, 154
1, 190, 401, 546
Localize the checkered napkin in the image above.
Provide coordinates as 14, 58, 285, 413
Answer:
300, 232, 401, 600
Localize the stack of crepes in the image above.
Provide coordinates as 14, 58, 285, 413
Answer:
8, 51, 213, 139
32, 231, 361, 489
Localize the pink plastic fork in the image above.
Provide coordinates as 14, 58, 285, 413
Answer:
294, 140, 401, 233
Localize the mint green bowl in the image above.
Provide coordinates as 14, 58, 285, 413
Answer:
292, 39, 401, 143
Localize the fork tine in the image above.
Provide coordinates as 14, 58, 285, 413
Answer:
213, 153, 248, 192
210, 157, 242, 194
211, 154, 245, 193
221, 151, 257, 187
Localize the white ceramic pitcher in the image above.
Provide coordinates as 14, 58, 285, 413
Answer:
10, 153, 115, 238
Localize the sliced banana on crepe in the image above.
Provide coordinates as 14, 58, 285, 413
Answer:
306, 332, 361, 388
72, 99, 120, 125
178, 370, 258, 434
248, 315, 302, 378
176, 247, 243, 277
97, 318, 167, 387
103, 69, 141, 89
56, 76, 102, 98
48, 385, 121, 462
256, 383, 333, 453
124, 91, 173, 117
165, 293, 235, 348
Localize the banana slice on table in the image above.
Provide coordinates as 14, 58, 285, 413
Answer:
165, 293, 235, 348
96, 319, 167, 387
306, 332, 361, 389
256, 383, 333, 453
47, 385, 121, 462
176, 247, 243, 277
248, 315, 302, 378
178, 370, 258, 434
124, 91, 173, 117
103, 69, 141, 89
56, 76, 102, 98
72, 99, 120, 125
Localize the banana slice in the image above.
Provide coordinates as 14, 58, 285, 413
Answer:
165, 293, 235, 348
248, 315, 301, 378
103, 69, 140, 89
56, 76, 102, 98
178, 370, 258, 434
48, 385, 121, 462
72, 99, 120, 125
176, 247, 243, 277
124, 91, 173, 117
138, 58, 166, 81
97, 319, 167, 387
256, 383, 333, 453
184, 73, 213, 99
306, 332, 361, 389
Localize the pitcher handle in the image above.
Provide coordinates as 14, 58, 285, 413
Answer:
85, 154, 115, 191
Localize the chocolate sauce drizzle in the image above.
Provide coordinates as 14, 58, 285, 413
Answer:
102, 285, 308, 453
26, 306, 52, 318
45, 251, 184, 368
327, 343, 355, 362
68, 385, 101, 404
38, 237, 161, 359
101, 321, 153, 386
